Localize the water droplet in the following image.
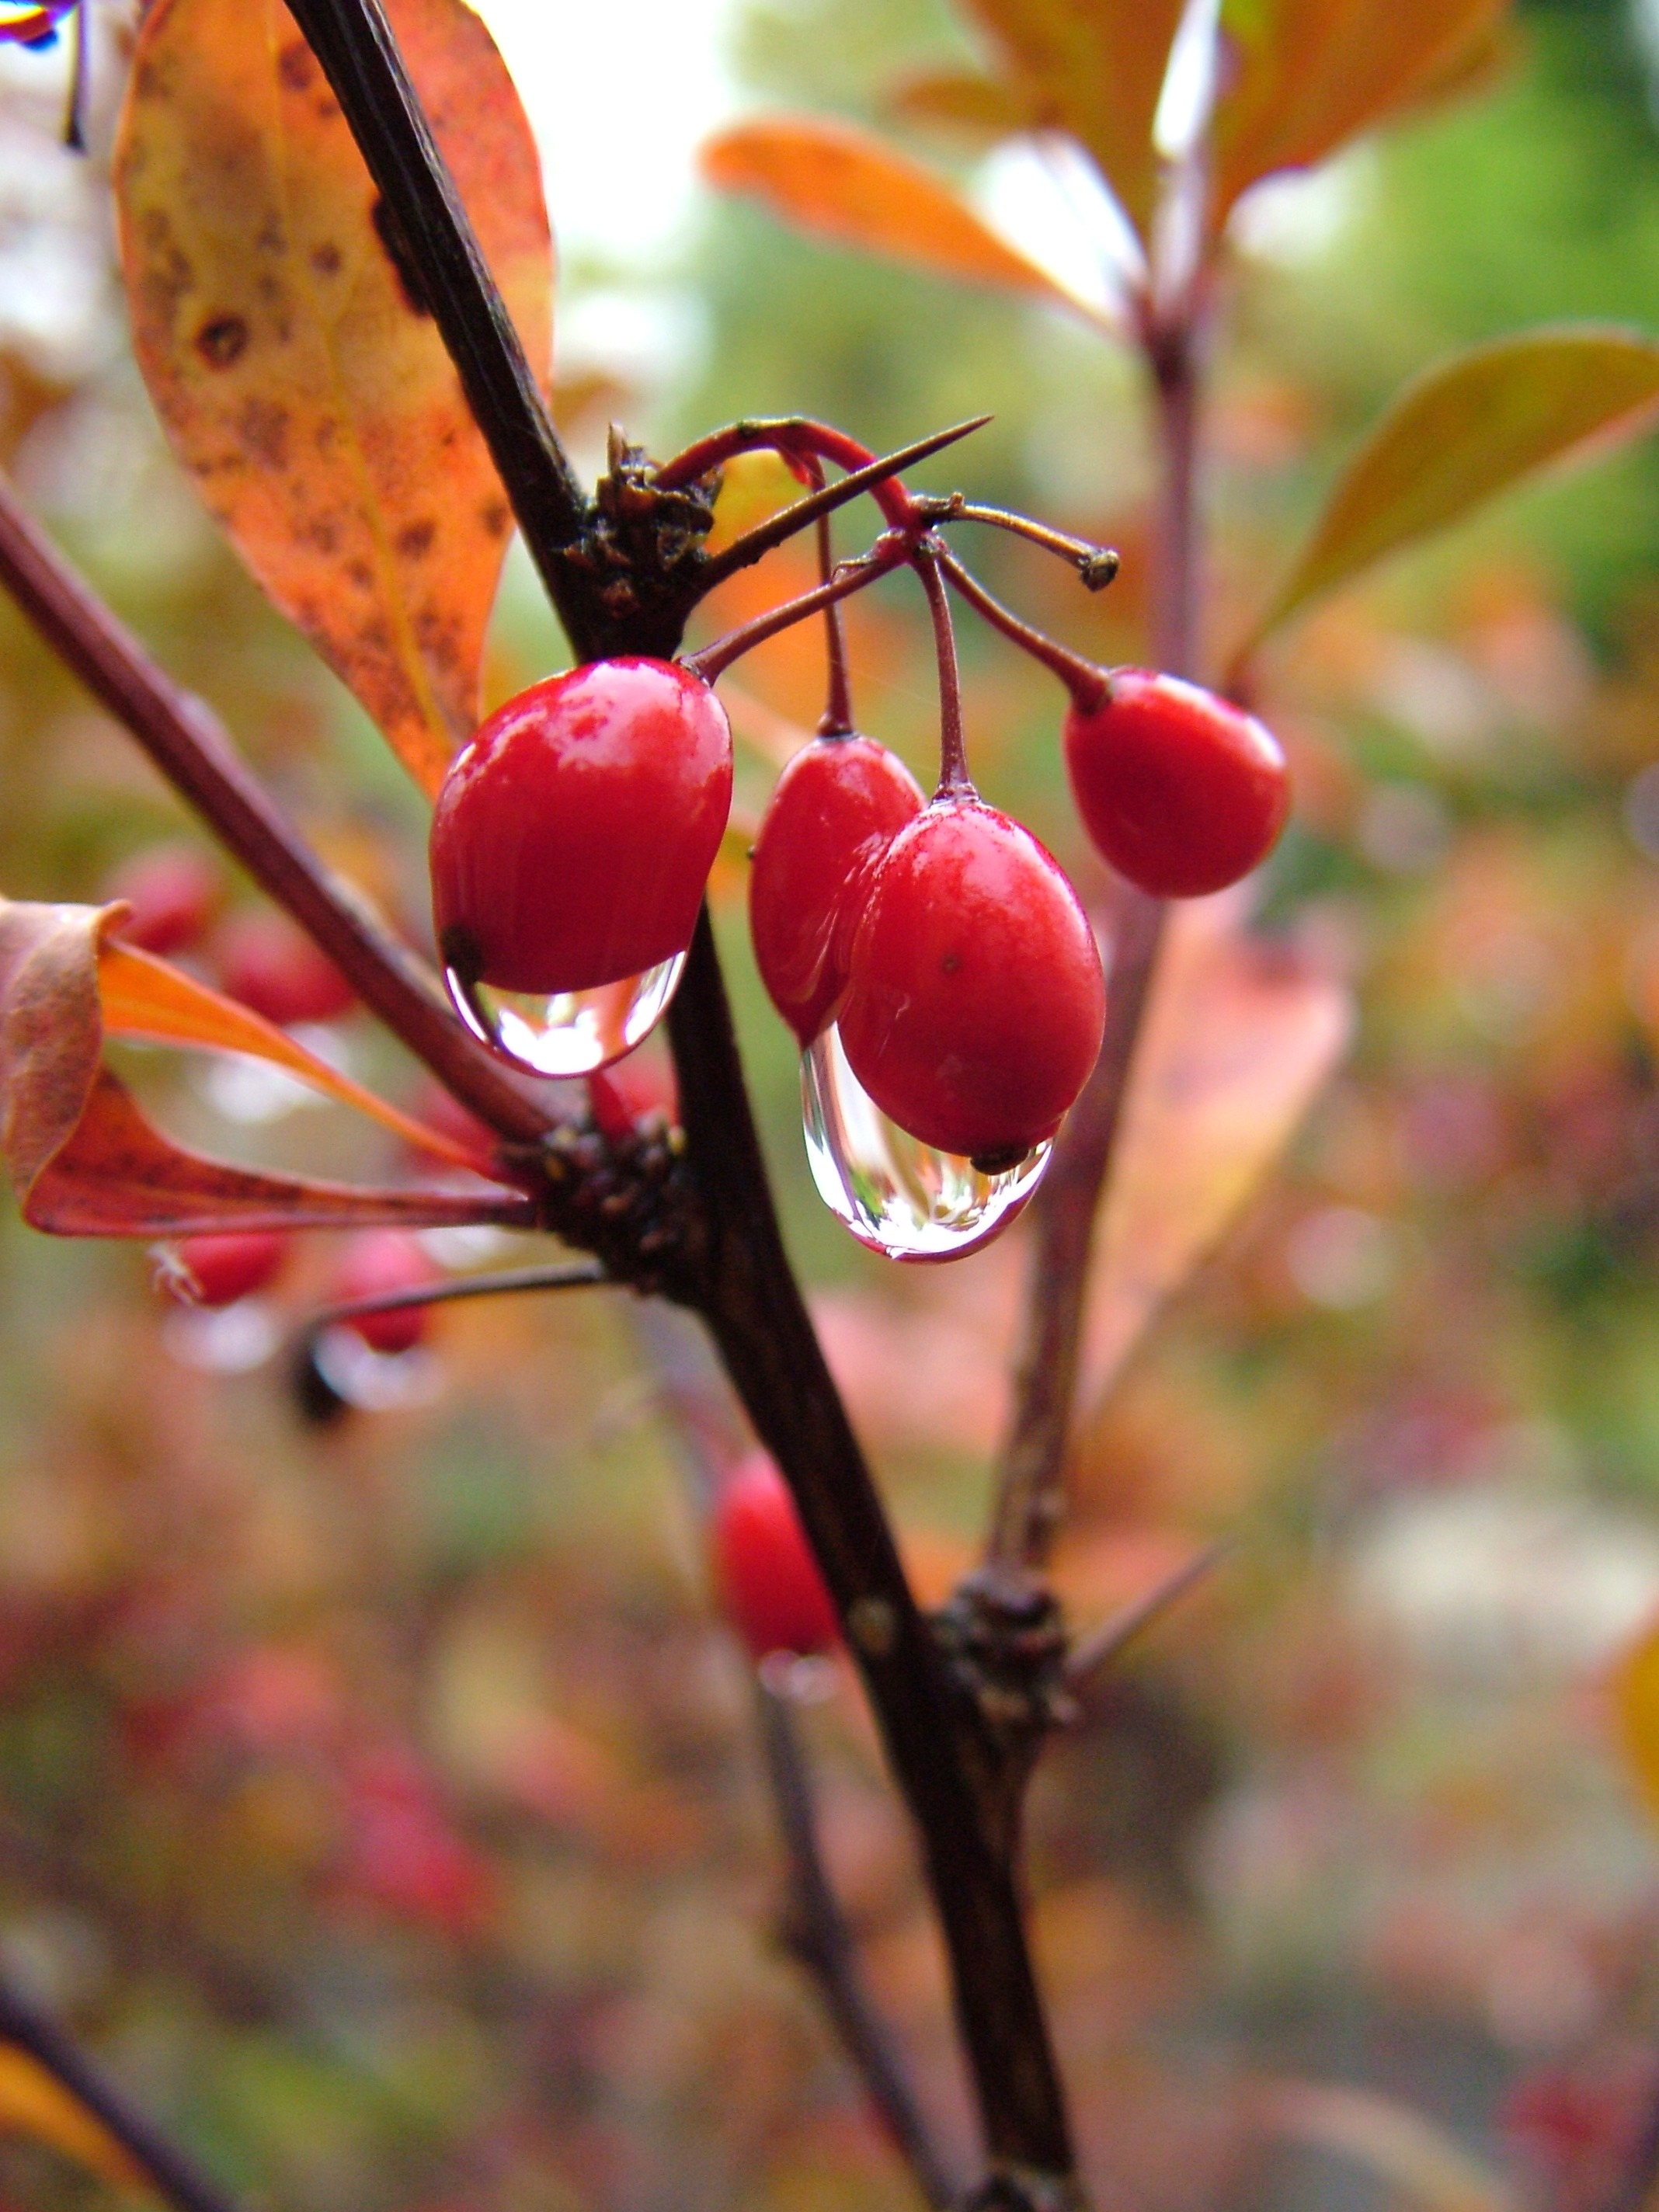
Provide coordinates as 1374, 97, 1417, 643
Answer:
162, 1296, 279, 1373
310, 1325, 443, 1411
444, 952, 685, 1078
802, 1024, 1049, 1262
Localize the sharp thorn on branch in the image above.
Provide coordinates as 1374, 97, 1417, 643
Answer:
1063, 1539, 1231, 1692
301, 1257, 610, 1341
692, 416, 993, 596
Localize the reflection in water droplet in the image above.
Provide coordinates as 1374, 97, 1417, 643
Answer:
311, 1326, 443, 1411
802, 1025, 1049, 1262
444, 951, 685, 1078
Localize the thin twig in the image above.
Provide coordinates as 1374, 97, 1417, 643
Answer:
0, 475, 552, 1152
0, 1975, 240, 2212
948, 503, 1119, 590
756, 1679, 959, 2210
303, 1257, 607, 1336
1063, 1540, 1229, 1689
687, 535, 914, 686
692, 419, 989, 596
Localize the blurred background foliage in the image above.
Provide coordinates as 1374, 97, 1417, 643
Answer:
11, 1, 1659, 2208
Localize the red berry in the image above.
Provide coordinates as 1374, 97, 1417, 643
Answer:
711, 1453, 839, 1661
170, 1229, 289, 1307
331, 1230, 440, 1355
217, 912, 355, 1027
106, 843, 222, 956
1063, 670, 1289, 899
750, 734, 923, 1045
430, 658, 732, 995
838, 799, 1105, 1163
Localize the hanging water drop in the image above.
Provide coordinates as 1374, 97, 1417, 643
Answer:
444, 951, 685, 1079
802, 1024, 1049, 1262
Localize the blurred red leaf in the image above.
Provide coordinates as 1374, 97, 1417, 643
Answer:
115, 0, 552, 795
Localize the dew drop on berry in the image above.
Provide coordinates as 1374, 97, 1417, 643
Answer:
443, 951, 685, 1079
802, 1024, 1049, 1262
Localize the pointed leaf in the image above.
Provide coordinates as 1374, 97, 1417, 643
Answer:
886, 68, 1037, 144
1248, 328, 1659, 653
700, 115, 1094, 315
0, 2045, 149, 2195
115, 0, 552, 795
955, 0, 1185, 240
23, 1069, 533, 1237
99, 937, 492, 1172
1214, 0, 1511, 231
1081, 899, 1351, 1410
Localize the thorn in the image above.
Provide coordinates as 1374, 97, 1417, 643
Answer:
1062, 1539, 1230, 1692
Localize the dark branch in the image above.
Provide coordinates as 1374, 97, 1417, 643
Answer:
0, 1975, 240, 2212
280, 0, 590, 613
756, 1678, 959, 2210
0, 474, 552, 1151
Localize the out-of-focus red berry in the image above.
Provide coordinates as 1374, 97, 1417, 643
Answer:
749, 734, 923, 1045
169, 1229, 289, 1307
105, 843, 223, 956
1063, 670, 1289, 899
341, 1747, 495, 1937
331, 1229, 441, 1355
711, 1452, 839, 1661
838, 798, 1105, 1162
430, 657, 733, 995
217, 911, 355, 1027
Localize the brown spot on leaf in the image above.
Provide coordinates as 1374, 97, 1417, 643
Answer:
277, 40, 316, 93
481, 502, 509, 539
347, 560, 375, 591
237, 396, 290, 468
195, 314, 249, 370
310, 242, 342, 279
397, 519, 436, 560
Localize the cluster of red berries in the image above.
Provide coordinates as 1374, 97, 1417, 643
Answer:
162, 1226, 439, 1354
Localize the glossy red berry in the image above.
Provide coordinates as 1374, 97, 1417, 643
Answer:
838, 799, 1105, 1163
170, 1229, 289, 1307
711, 1452, 839, 1661
106, 843, 223, 957
217, 912, 355, 1027
1063, 670, 1289, 899
430, 658, 732, 995
332, 1229, 441, 1355
750, 734, 923, 1045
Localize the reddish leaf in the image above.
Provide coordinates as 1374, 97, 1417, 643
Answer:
1080, 899, 1352, 1410
115, 0, 552, 795
1213, 0, 1510, 231
955, 0, 1186, 241
24, 1069, 532, 1238
0, 899, 530, 1237
700, 115, 1098, 316
886, 68, 1037, 145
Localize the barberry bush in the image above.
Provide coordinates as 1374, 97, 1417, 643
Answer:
5, 1, 1659, 2209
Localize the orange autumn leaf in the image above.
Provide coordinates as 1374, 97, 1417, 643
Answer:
955, 0, 1186, 242
115, 0, 552, 795
0, 2045, 149, 2196
1213, 0, 1510, 232
701, 115, 1097, 318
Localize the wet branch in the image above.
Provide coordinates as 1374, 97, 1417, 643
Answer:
290, 0, 1080, 2191
0, 1974, 241, 2212
756, 1678, 959, 2211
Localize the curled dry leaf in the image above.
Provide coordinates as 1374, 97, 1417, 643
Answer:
1080, 898, 1353, 1414
0, 898, 531, 1237
700, 114, 1101, 321
1214, 0, 1511, 234
0, 2045, 148, 2196
116, 0, 552, 795
955, 0, 1185, 243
